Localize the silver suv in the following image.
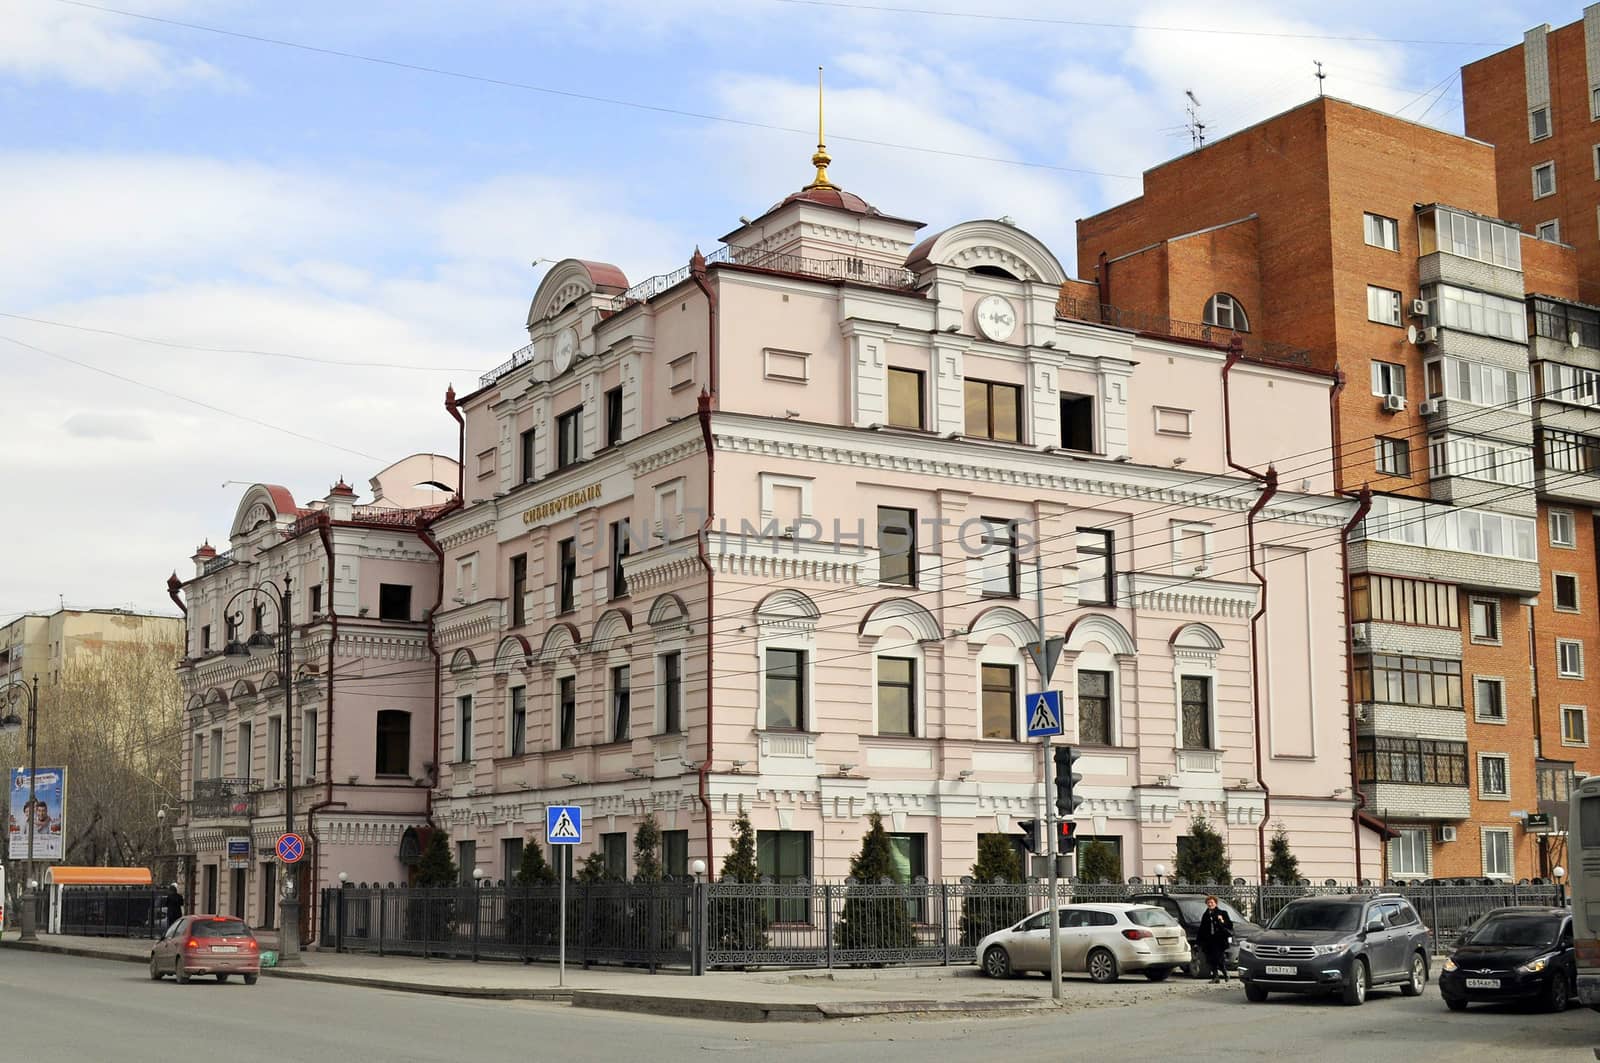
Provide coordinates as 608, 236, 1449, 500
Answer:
1238, 894, 1432, 1006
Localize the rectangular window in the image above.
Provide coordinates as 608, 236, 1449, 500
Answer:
1433, 357, 1531, 409
1364, 212, 1399, 251
877, 506, 917, 587
1391, 828, 1430, 877
1423, 284, 1529, 343
1356, 736, 1469, 786
963, 378, 1023, 441
1427, 434, 1532, 487
981, 663, 1017, 740
1560, 640, 1585, 678
509, 687, 527, 756
201, 625, 211, 653
1483, 828, 1512, 878
1474, 677, 1506, 722
1532, 106, 1551, 140
887, 367, 925, 430
1180, 676, 1212, 749
457, 841, 476, 886
756, 830, 812, 922
303, 708, 317, 782
1375, 436, 1410, 476
1566, 705, 1590, 745
557, 538, 576, 614
558, 675, 576, 750
979, 518, 1020, 597
1077, 528, 1115, 606
1542, 428, 1600, 472
611, 665, 630, 742
378, 583, 412, 622
660, 651, 682, 733
1419, 207, 1521, 269
1534, 162, 1557, 199
510, 554, 527, 628
456, 695, 473, 762
1538, 220, 1562, 242
309, 585, 322, 615
1470, 598, 1500, 642
609, 519, 630, 599
1594, 85, 1600, 118
1556, 573, 1581, 612
888, 832, 928, 890
1551, 509, 1576, 547
877, 656, 916, 737
764, 648, 807, 731
1479, 754, 1509, 797
604, 386, 623, 448
662, 830, 689, 879
557, 407, 581, 468
520, 427, 536, 484
267, 716, 282, 785
237, 722, 252, 780
1352, 654, 1463, 708
1078, 669, 1113, 746
1061, 394, 1095, 451
501, 838, 523, 883
1367, 286, 1403, 327
1370, 360, 1407, 397
602, 833, 626, 879
210, 728, 222, 780
376, 710, 410, 775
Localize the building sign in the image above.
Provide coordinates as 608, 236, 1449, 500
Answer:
1524, 812, 1554, 833
226, 837, 251, 869
8, 767, 67, 861
521, 483, 602, 525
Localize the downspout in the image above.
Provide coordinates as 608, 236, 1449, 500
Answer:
416, 501, 462, 828
1221, 339, 1278, 882
1341, 485, 1374, 883
307, 512, 341, 943
690, 248, 719, 868
1096, 251, 1110, 313
446, 386, 465, 499
166, 573, 187, 615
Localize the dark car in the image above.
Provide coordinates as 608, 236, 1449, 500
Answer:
1130, 893, 1261, 978
1439, 907, 1574, 1012
1238, 894, 1432, 1006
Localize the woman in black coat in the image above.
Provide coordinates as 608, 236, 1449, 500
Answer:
1197, 895, 1233, 983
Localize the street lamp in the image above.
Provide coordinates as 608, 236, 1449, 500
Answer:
221, 577, 297, 963
1154, 863, 1167, 891
1555, 864, 1568, 907
1, 676, 40, 941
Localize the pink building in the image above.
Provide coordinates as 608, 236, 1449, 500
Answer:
169, 455, 456, 940
430, 147, 1364, 886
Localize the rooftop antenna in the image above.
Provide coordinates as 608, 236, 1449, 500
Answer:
1184, 90, 1206, 149
1315, 60, 1326, 97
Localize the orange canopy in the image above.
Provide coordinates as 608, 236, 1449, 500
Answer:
46, 867, 154, 886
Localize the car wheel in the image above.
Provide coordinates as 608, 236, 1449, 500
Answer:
216, 974, 229, 984
243, 974, 259, 986
148, 956, 163, 981
1400, 952, 1426, 997
1087, 948, 1120, 984
1144, 967, 1172, 982
1546, 974, 1570, 1013
174, 959, 190, 986
1245, 983, 1269, 1003
1444, 996, 1468, 1012
1341, 958, 1368, 1007
982, 946, 1014, 979
1187, 945, 1211, 980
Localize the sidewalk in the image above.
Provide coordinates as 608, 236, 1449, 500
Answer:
2, 931, 1223, 1021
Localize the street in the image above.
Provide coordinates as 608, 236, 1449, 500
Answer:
2, 950, 1595, 1062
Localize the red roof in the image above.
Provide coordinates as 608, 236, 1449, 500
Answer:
773, 186, 880, 216
574, 259, 629, 293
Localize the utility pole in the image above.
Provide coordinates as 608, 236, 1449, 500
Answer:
1035, 549, 1062, 1002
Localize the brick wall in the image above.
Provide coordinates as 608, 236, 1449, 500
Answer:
1536, 501, 1600, 781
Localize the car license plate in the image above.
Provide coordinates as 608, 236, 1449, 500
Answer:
1264, 965, 1297, 976
1465, 977, 1499, 989
211, 946, 238, 953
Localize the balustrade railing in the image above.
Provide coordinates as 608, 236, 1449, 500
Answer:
189, 777, 259, 819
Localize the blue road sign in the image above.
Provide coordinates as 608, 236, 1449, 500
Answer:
1026, 691, 1064, 738
276, 832, 304, 863
546, 805, 583, 845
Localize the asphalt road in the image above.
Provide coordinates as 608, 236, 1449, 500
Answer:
2, 950, 1596, 1062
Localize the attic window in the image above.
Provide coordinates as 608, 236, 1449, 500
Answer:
971, 265, 1019, 280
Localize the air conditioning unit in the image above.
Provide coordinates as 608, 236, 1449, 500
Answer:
1420, 326, 1441, 345
1411, 298, 1429, 317
1382, 393, 1407, 413
1438, 825, 1459, 843
1418, 398, 1440, 416
1351, 622, 1369, 644
1354, 704, 1368, 723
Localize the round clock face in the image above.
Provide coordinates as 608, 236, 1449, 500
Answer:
553, 328, 578, 375
975, 295, 1017, 342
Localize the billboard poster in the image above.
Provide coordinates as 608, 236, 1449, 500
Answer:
8, 767, 66, 861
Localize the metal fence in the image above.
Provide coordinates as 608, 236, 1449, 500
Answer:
53, 886, 167, 938
314, 879, 1563, 971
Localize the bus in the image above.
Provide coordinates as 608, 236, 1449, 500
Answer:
1572, 774, 1600, 1009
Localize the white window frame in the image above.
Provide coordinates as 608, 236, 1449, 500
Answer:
456, 554, 477, 604
1473, 676, 1506, 724
975, 637, 1027, 742
1390, 828, 1431, 878
1563, 704, 1590, 747
1482, 827, 1513, 880
1371, 360, 1406, 397
507, 684, 527, 757
1073, 650, 1123, 748
456, 693, 474, 762
1170, 521, 1212, 574
756, 631, 816, 735
1534, 161, 1557, 199
1594, 144, 1600, 179
1203, 292, 1248, 332
1174, 666, 1220, 753
1367, 286, 1404, 327
1469, 597, 1501, 644
653, 644, 687, 735
1375, 436, 1410, 476
1537, 220, 1562, 242
1477, 753, 1510, 799
1531, 106, 1552, 141
870, 635, 925, 739
1551, 508, 1576, 548
1363, 212, 1399, 251
1559, 639, 1585, 679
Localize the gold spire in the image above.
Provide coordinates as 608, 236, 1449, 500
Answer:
804, 65, 834, 190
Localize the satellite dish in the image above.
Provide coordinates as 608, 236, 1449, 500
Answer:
1406, 324, 1419, 345
1571, 330, 1582, 349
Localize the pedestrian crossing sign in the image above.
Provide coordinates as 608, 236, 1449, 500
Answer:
546, 804, 583, 845
1026, 691, 1064, 738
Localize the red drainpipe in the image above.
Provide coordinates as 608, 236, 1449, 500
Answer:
416, 500, 462, 827
1221, 339, 1278, 882
690, 249, 719, 869
166, 573, 187, 615
445, 386, 465, 498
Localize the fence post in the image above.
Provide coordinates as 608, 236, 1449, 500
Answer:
471, 886, 480, 963
1429, 881, 1439, 940
824, 884, 835, 970
337, 888, 346, 953
940, 884, 951, 966
694, 879, 708, 976
378, 889, 386, 957
422, 888, 431, 959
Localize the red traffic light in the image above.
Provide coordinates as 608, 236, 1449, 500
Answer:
1058, 820, 1079, 852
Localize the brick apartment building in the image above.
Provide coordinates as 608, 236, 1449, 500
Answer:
1071, 94, 1589, 883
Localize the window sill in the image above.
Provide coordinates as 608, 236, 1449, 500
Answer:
1559, 673, 1585, 681
1478, 792, 1511, 801
1474, 715, 1508, 725
1556, 607, 1582, 615
373, 773, 411, 782
1561, 738, 1590, 748
1470, 637, 1502, 647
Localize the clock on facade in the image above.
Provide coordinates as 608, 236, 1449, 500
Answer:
553, 328, 578, 376
974, 295, 1017, 342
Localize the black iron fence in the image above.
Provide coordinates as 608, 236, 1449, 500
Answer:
53, 886, 167, 938
316, 878, 1562, 971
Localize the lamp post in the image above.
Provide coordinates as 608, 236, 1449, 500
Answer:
0, 675, 39, 941
222, 577, 296, 962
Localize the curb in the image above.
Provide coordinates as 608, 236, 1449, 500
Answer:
7, 940, 145, 965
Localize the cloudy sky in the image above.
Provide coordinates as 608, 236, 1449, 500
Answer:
0, 0, 1552, 618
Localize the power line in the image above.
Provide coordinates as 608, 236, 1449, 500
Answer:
49, 0, 1137, 183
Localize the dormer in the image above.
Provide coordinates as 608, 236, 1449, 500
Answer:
905, 219, 1069, 341
228, 484, 300, 551
522, 258, 631, 383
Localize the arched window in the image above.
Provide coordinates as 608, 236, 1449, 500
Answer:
1203, 293, 1249, 332
375, 710, 411, 776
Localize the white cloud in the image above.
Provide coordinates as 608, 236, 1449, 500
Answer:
1, 0, 226, 91
62, 410, 151, 440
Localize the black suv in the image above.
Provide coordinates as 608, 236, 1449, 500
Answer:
1238, 894, 1432, 1006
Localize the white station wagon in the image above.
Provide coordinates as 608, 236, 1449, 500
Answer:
976, 902, 1190, 983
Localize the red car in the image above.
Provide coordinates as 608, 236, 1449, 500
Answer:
149, 915, 261, 985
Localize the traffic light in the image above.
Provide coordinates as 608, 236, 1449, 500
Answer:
1054, 745, 1084, 819
1017, 818, 1040, 855
1058, 819, 1079, 855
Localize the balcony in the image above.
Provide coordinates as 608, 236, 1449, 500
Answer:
1418, 251, 1522, 301
1421, 396, 1532, 446
1350, 496, 1541, 595
1536, 429, 1600, 506
189, 778, 259, 821
1362, 781, 1471, 821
